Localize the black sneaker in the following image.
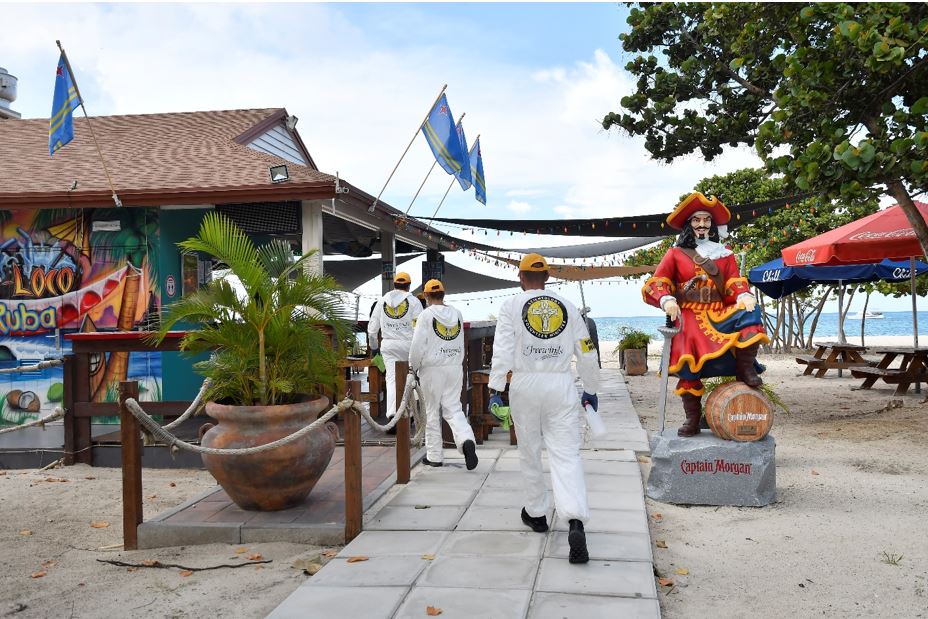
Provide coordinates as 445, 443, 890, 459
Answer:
568, 519, 589, 564
521, 507, 549, 533
462, 440, 478, 470
421, 457, 443, 467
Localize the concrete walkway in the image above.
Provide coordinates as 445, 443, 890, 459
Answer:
270, 369, 659, 618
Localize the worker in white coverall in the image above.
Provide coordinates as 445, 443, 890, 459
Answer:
488, 253, 600, 564
408, 279, 478, 470
368, 272, 423, 429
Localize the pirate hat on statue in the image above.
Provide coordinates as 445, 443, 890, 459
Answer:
666, 192, 731, 231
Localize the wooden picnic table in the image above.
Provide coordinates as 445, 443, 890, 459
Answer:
851, 346, 928, 396
795, 341, 872, 378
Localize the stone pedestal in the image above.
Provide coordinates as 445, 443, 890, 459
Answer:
646, 429, 775, 507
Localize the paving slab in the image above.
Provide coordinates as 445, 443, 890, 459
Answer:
528, 592, 661, 619
395, 587, 531, 619
582, 459, 642, 476
581, 449, 637, 462
535, 557, 657, 598
587, 489, 646, 511
389, 485, 478, 507
472, 487, 527, 508
439, 530, 545, 558
268, 585, 408, 619
585, 472, 643, 493
308, 556, 427, 587
366, 505, 466, 531
337, 531, 449, 558
418, 556, 538, 590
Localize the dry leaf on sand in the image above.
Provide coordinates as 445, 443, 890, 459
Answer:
658, 577, 674, 587
90, 521, 109, 529
346, 556, 369, 563
234, 548, 248, 554
426, 607, 443, 616
19, 529, 32, 536
246, 554, 263, 561
421, 554, 435, 561
675, 568, 689, 575
30, 571, 46, 579
321, 550, 338, 558
655, 540, 667, 549
179, 570, 193, 577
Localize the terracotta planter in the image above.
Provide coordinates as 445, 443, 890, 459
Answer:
199, 396, 337, 511
624, 348, 648, 376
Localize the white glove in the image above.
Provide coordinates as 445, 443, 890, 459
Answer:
740, 294, 757, 312
662, 298, 681, 321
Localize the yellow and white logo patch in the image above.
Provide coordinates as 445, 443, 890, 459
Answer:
521, 296, 567, 340
383, 299, 409, 319
580, 337, 596, 353
433, 319, 462, 341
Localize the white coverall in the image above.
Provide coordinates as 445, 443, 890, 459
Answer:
368, 289, 423, 419
409, 303, 476, 463
489, 289, 600, 523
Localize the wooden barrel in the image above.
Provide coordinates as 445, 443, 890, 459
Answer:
705, 382, 773, 442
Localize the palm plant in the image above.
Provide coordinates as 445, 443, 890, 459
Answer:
154, 213, 350, 406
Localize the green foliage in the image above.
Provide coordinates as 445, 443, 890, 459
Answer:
153, 213, 350, 407
701, 376, 790, 415
617, 327, 652, 351
620, 168, 880, 277
605, 2, 928, 252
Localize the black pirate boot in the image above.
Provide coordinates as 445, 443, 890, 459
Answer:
735, 343, 763, 387
678, 393, 702, 437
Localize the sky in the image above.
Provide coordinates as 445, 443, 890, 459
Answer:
0, 2, 918, 320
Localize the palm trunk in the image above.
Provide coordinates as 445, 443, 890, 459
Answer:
886, 178, 928, 260
860, 290, 871, 347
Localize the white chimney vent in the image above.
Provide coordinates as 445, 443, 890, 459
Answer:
0, 66, 21, 120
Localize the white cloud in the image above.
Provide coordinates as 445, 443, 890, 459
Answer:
506, 200, 533, 214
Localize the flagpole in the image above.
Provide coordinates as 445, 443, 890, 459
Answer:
430, 135, 478, 220
369, 84, 447, 213
56, 40, 123, 208
404, 112, 464, 217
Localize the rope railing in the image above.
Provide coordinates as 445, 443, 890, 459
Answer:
0, 408, 65, 435
123, 373, 425, 456
0, 359, 64, 375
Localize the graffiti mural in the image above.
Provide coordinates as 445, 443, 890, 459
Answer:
0, 208, 161, 424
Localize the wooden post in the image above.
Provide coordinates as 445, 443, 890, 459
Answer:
395, 361, 411, 484
119, 381, 142, 550
62, 355, 76, 466
74, 353, 92, 465
344, 381, 363, 542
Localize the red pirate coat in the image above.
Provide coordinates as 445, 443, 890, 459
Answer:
642, 246, 769, 395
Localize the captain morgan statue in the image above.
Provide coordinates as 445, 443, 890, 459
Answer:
642, 192, 770, 437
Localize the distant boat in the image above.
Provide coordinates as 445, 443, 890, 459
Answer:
849, 310, 884, 320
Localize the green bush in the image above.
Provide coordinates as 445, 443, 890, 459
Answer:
617, 328, 652, 351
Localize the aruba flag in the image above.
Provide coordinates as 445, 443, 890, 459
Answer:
469, 137, 486, 205
49, 53, 81, 155
453, 119, 473, 191
420, 94, 468, 178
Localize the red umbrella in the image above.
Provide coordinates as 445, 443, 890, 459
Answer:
781, 200, 927, 351
782, 201, 928, 266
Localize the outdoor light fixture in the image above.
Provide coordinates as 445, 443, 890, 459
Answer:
269, 164, 289, 183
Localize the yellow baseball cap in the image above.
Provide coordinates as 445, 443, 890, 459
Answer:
424, 279, 444, 293
518, 253, 549, 272
393, 272, 411, 284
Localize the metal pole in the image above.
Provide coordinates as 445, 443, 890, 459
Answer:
56, 40, 123, 208
578, 280, 588, 311
405, 112, 464, 217
837, 281, 846, 345
430, 136, 479, 220
912, 257, 920, 394
370, 84, 448, 213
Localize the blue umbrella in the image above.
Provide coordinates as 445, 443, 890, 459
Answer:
749, 257, 928, 300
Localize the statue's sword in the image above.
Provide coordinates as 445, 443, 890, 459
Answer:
657, 314, 682, 433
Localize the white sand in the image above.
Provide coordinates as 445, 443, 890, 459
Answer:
604, 347, 928, 618
0, 466, 332, 617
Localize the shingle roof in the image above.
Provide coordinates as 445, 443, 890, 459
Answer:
0, 108, 336, 208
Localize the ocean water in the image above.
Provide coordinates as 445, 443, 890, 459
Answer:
593, 311, 928, 341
